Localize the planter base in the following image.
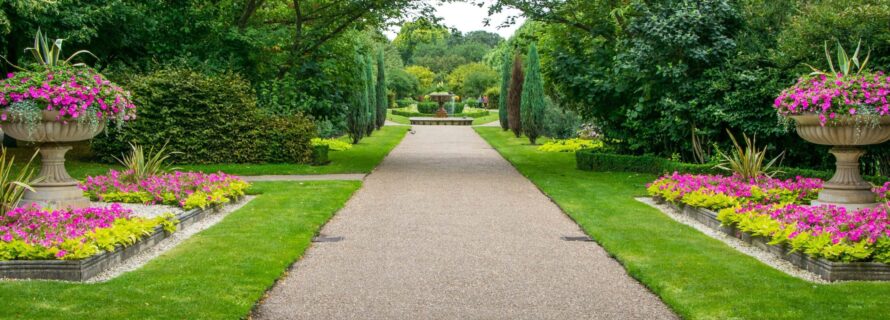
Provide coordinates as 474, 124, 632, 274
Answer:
816, 147, 879, 210
22, 143, 90, 209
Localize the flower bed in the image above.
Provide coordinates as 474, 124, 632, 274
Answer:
647, 173, 822, 210
81, 171, 249, 210
0, 204, 175, 260
649, 173, 890, 264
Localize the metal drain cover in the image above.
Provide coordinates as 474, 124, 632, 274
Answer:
312, 236, 343, 243
561, 235, 593, 242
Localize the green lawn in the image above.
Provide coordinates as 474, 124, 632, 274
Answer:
0, 181, 360, 319
474, 127, 890, 320
386, 109, 410, 125
6, 126, 408, 179
471, 111, 499, 125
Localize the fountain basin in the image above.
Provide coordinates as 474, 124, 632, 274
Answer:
409, 117, 472, 126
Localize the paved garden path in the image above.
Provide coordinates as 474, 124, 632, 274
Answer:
254, 126, 676, 319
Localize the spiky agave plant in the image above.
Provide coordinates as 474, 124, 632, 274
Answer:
805, 39, 871, 77
0, 147, 39, 213
714, 130, 784, 180
1, 28, 98, 70
114, 142, 180, 181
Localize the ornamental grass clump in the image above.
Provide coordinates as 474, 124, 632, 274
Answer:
714, 130, 784, 180
81, 171, 249, 210
114, 142, 180, 182
0, 147, 38, 213
0, 204, 176, 260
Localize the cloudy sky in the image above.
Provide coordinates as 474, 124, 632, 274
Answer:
386, 1, 526, 40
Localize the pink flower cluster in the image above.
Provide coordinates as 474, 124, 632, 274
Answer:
80, 170, 246, 208
0, 66, 136, 121
774, 72, 890, 125
648, 172, 823, 203
738, 204, 890, 245
874, 182, 890, 202
0, 204, 131, 258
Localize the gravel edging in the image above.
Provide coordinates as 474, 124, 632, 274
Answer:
86, 196, 256, 283
635, 197, 828, 284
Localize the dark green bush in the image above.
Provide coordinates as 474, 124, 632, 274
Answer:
92, 68, 315, 164
464, 98, 480, 108
417, 101, 439, 114
311, 145, 330, 165
396, 98, 415, 108
575, 150, 889, 184
542, 98, 582, 139
449, 101, 464, 114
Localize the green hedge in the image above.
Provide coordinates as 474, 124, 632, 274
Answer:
391, 110, 489, 118
575, 149, 889, 184
395, 98, 415, 108
417, 102, 438, 114
92, 68, 315, 164
311, 145, 330, 165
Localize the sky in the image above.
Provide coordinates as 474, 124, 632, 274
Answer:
385, 1, 526, 40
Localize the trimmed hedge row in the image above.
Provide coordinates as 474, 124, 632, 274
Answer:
92, 68, 315, 164
391, 110, 489, 118
575, 149, 889, 184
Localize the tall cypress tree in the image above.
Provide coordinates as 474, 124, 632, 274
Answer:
364, 55, 376, 136
375, 49, 387, 129
347, 55, 368, 144
507, 53, 524, 138
498, 50, 511, 131
521, 44, 545, 145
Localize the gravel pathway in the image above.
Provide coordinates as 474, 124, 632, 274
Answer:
253, 126, 676, 319
241, 174, 366, 182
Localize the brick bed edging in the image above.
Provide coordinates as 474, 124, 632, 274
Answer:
653, 196, 890, 282
0, 201, 231, 282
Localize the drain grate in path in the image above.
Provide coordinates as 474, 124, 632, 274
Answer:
561, 235, 594, 242
312, 236, 343, 243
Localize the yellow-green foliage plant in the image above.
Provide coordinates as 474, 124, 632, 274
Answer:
311, 138, 353, 151
537, 138, 603, 153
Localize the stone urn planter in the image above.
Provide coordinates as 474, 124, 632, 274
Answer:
1, 111, 105, 209
791, 114, 890, 210
428, 92, 454, 118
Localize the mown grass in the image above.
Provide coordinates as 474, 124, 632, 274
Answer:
5, 126, 408, 179
0, 181, 360, 319
471, 111, 499, 125
386, 109, 411, 125
475, 127, 890, 320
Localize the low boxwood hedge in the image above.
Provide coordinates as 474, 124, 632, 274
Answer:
575, 149, 889, 184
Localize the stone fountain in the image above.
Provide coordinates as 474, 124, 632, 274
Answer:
428, 92, 453, 118
409, 92, 472, 126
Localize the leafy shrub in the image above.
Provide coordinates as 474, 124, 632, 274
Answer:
464, 98, 480, 108
311, 138, 352, 151
417, 101, 439, 114
449, 101, 464, 114
542, 98, 582, 139
311, 145, 330, 166
91, 68, 315, 164
396, 98, 416, 108
484, 87, 499, 110
537, 138, 603, 153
